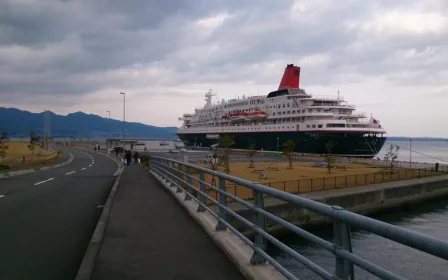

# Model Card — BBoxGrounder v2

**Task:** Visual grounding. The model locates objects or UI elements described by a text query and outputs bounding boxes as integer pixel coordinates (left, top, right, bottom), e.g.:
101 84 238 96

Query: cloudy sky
1 0 447 137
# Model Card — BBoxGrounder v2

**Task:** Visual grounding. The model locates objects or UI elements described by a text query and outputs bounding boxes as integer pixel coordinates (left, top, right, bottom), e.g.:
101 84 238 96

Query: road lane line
0 195 4 198
88 164 92 167
34 178 54 186
65 171 76 175
81 167 87 170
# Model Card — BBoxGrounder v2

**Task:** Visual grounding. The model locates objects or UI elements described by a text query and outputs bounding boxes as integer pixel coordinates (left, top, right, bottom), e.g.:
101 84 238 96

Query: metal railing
149 156 448 280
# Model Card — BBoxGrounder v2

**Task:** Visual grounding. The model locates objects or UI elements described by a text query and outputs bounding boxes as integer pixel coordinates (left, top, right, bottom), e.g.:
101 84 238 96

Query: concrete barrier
223 174 448 234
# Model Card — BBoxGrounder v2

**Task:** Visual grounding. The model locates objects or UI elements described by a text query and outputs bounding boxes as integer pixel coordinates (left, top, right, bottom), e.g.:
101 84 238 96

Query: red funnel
278 64 300 90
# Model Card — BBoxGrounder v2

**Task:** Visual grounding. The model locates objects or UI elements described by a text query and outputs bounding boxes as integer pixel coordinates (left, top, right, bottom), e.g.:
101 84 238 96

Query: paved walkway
92 164 245 280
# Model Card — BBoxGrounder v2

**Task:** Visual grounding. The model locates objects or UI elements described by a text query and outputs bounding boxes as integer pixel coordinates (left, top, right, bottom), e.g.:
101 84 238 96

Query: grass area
172 160 444 202
1 141 60 169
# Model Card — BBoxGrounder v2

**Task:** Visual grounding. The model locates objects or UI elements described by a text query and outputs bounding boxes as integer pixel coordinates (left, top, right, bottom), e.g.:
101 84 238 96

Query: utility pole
106 110 111 149
43 109 51 150
409 138 412 168
120 92 126 148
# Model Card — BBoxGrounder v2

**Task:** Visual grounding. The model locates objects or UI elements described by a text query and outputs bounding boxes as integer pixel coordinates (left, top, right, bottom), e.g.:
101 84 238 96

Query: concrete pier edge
0 151 74 179
74 150 124 280
150 170 287 280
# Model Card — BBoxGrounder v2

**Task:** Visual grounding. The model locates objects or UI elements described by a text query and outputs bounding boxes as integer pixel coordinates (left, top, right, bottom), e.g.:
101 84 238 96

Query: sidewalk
92 164 245 280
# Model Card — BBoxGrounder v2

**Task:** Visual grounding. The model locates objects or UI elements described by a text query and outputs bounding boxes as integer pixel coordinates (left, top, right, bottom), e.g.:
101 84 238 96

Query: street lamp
106 110 111 146
120 92 126 147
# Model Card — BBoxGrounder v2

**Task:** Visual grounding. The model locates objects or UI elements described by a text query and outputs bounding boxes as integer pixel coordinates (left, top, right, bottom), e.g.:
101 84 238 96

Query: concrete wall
221 174 448 234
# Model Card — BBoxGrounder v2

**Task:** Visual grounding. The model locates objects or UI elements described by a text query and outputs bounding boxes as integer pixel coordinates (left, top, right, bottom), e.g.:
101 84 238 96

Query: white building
106 138 184 152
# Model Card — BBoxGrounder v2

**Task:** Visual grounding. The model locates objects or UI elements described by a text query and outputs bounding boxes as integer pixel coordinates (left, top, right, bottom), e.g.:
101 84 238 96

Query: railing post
168 161 175 187
215 177 228 231
185 167 193 201
250 186 267 265
176 164 183 193
332 206 355 280
197 171 206 212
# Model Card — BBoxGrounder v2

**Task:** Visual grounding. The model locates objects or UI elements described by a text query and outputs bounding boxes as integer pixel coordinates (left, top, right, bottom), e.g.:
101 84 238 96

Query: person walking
125 150 132 166
133 151 140 164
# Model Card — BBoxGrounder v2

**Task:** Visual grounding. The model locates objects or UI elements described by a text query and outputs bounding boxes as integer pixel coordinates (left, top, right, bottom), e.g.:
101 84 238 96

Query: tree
282 140 296 169
0 131 10 163
28 132 38 157
324 141 336 174
219 135 234 174
246 143 257 168
383 144 399 172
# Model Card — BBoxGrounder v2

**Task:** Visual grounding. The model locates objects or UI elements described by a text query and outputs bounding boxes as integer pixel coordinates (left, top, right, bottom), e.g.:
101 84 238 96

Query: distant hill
0 107 178 140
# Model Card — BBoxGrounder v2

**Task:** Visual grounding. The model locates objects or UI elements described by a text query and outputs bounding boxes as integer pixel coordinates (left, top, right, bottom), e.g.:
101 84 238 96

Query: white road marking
97 205 104 208
0 195 4 198
81 167 87 171
34 178 54 186
88 164 92 167
65 171 76 175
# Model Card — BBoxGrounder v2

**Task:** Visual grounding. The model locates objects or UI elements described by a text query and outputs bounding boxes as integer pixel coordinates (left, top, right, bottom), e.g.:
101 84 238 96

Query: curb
0 151 74 179
150 170 286 280
74 149 124 280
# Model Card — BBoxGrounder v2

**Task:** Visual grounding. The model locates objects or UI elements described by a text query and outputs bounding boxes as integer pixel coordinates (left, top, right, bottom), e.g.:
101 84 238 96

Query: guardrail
149 156 448 280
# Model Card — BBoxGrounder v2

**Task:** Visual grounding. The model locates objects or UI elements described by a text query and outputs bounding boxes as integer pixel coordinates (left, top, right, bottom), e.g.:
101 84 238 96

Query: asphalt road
0 146 118 280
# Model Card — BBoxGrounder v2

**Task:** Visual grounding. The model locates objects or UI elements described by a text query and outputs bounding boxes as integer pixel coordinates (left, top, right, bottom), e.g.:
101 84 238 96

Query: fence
149 156 448 280
202 167 446 202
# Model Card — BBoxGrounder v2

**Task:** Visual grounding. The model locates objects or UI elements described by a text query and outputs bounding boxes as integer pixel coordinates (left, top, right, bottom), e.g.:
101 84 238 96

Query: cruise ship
177 64 387 157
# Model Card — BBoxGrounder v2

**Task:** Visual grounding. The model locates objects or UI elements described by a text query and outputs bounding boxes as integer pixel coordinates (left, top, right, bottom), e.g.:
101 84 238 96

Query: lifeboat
229 112 247 121
246 110 267 120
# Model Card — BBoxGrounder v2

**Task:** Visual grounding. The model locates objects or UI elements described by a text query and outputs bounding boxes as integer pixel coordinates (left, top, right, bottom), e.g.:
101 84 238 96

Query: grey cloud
1 0 447 106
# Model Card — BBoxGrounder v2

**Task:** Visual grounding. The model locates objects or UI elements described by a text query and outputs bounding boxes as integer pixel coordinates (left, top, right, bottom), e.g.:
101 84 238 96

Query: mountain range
1 107 447 141
0 107 178 139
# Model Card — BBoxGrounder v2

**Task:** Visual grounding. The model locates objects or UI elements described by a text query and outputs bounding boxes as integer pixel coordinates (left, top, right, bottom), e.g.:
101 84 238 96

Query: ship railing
149 156 448 280
307 95 345 101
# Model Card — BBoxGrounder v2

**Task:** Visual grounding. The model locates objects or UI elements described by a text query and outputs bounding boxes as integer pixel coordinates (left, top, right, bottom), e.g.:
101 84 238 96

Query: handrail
149 156 448 280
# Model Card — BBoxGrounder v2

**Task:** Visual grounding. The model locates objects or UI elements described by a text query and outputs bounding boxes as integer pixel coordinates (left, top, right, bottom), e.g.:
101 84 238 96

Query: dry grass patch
1 141 60 169
170 160 443 202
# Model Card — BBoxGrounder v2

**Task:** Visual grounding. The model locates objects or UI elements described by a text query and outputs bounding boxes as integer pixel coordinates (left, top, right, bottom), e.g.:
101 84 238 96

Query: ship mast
204 89 216 107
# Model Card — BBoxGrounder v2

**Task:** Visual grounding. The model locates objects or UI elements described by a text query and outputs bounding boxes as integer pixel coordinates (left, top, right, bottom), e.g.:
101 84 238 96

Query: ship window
312 125 316 128
283 104 285 108
292 110 296 113
287 103 290 107
287 111 290 114
273 113 275 116
318 124 323 128
307 125 310 128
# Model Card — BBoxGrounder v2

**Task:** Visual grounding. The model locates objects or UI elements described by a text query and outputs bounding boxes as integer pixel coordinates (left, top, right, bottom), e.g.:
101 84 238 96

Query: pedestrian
133 151 140 164
125 150 132 166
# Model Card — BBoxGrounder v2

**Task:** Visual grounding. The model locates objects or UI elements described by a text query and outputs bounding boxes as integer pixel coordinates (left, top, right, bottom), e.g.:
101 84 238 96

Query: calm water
271 140 448 279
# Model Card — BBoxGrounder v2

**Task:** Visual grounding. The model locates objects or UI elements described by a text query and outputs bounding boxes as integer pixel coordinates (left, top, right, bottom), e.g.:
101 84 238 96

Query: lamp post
106 110 111 148
120 92 126 147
